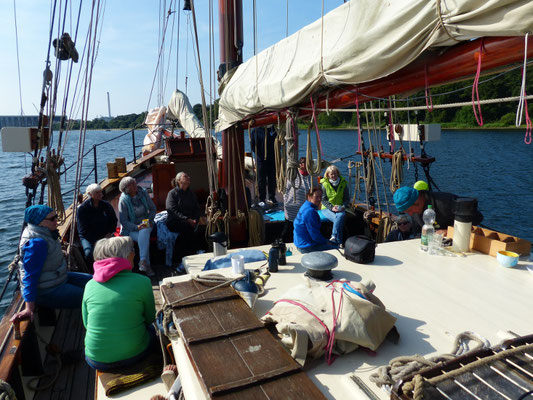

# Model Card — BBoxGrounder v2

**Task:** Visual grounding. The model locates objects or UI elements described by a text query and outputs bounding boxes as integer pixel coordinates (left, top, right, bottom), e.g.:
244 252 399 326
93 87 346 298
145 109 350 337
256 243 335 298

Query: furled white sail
216 0 533 131
167 89 222 157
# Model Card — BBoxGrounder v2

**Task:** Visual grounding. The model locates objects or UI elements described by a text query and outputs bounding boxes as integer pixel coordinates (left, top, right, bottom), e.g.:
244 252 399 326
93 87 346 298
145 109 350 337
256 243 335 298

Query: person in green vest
320 165 350 247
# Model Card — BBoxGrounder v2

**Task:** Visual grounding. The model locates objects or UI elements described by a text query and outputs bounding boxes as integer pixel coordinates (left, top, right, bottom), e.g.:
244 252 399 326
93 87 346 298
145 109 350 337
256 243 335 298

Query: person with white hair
385 214 415 242
82 236 156 371
166 172 201 258
77 183 118 263
118 177 157 276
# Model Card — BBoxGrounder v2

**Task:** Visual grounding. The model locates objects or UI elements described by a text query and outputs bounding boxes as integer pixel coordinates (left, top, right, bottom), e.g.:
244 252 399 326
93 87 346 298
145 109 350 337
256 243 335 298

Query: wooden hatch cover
161 279 326 399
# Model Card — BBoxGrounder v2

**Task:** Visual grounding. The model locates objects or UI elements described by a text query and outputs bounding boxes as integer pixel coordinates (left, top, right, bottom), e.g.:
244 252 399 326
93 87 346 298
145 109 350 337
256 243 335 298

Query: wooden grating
161 279 327 399
392 334 533 400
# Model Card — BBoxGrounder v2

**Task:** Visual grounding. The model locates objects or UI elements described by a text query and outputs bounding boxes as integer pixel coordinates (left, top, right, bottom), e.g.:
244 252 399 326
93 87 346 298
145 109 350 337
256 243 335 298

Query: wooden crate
446 225 531 257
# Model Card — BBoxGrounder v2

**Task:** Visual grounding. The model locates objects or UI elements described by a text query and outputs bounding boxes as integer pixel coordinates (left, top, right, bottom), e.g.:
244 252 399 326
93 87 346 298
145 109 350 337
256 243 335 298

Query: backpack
344 235 376 264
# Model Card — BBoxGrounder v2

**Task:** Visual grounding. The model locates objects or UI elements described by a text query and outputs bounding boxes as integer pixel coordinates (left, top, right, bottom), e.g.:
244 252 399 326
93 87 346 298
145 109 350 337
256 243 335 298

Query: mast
107 92 112 119
219 0 247 241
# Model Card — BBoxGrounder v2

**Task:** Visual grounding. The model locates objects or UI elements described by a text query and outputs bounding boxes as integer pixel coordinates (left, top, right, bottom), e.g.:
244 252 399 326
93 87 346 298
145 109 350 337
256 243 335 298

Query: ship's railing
60 126 144 197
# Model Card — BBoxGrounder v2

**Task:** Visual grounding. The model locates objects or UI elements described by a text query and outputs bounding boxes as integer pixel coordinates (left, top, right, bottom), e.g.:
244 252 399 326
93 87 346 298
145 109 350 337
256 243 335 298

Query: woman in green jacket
82 236 156 371
320 165 350 247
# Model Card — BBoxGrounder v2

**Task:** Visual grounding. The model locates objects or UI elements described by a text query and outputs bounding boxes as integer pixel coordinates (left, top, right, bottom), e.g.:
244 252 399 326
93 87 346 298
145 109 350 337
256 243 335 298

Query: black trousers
257 158 276 202
280 219 294 243
167 219 197 259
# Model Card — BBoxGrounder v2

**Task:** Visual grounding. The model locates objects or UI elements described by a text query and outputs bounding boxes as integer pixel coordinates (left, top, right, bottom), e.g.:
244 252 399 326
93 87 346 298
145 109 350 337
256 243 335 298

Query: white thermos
452 197 478 253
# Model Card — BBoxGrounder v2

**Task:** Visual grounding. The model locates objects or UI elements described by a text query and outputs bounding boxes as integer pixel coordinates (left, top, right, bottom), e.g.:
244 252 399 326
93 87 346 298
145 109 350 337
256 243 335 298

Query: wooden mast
219 0 247 241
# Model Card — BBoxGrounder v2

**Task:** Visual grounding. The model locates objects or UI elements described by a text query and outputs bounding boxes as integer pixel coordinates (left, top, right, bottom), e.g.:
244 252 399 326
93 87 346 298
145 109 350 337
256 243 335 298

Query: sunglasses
45 215 58 222
398 221 410 226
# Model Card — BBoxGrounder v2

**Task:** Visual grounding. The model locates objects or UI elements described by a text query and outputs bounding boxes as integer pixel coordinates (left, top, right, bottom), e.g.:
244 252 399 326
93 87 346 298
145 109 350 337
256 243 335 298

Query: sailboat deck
17 264 178 400
168 240 533 399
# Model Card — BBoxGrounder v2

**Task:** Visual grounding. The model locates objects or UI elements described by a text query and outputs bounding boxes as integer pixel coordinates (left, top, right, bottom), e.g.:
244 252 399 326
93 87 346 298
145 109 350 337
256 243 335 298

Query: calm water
0 128 532 312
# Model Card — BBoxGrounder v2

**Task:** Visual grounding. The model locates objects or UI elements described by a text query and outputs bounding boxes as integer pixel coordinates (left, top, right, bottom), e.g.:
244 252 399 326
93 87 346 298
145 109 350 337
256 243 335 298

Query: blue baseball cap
393 187 419 212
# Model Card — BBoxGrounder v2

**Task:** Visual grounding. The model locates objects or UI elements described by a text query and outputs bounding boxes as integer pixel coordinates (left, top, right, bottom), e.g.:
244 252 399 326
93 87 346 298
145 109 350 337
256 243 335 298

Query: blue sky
1 1 340 120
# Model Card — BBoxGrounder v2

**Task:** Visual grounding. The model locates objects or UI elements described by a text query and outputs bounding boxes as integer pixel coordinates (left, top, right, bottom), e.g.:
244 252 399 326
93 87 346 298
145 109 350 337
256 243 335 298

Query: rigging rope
274 117 287 194
389 150 404 194
12 0 24 116
471 39 484 126
190 0 218 194
516 33 532 145
306 96 323 176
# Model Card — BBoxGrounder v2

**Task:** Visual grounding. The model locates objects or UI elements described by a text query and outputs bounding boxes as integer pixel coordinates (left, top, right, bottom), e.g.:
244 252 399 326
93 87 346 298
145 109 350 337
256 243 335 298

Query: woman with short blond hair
320 165 349 247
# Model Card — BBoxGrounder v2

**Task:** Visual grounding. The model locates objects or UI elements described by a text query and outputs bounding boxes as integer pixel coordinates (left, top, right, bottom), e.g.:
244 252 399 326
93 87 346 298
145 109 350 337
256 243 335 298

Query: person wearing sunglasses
11 205 92 323
385 214 415 242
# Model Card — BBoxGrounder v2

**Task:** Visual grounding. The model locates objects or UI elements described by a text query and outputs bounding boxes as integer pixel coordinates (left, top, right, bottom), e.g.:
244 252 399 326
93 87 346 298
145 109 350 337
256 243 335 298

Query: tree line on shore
72 68 530 130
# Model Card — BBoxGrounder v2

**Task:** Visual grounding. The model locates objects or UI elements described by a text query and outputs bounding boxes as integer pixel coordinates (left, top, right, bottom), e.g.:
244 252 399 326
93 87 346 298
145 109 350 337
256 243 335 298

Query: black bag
344 235 376 264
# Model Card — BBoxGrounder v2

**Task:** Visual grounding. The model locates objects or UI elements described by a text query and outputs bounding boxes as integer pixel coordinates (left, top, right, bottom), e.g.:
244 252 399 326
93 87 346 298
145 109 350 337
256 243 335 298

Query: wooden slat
0 293 29 384
188 329 301 396
215 371 327 400
173 298 263 344
161 280 237 307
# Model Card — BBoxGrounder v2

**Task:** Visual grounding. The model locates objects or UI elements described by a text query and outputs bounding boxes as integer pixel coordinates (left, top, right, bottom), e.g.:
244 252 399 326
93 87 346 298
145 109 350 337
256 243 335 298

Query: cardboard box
446 226 531 257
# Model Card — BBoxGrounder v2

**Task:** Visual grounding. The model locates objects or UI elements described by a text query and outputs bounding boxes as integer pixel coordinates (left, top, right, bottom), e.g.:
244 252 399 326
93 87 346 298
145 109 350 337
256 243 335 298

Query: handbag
343 235 376 264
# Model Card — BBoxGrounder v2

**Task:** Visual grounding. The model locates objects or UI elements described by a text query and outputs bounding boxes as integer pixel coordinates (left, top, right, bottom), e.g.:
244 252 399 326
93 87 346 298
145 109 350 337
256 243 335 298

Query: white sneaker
329 236 337 242
139 261 155 277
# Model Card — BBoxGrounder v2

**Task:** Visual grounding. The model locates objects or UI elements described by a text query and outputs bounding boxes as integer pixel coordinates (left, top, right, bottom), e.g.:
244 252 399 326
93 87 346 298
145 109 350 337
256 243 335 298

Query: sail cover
216 0 533 131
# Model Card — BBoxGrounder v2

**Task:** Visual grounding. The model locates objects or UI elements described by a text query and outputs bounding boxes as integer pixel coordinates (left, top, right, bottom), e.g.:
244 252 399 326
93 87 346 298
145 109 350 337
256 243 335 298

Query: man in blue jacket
293 188 338 254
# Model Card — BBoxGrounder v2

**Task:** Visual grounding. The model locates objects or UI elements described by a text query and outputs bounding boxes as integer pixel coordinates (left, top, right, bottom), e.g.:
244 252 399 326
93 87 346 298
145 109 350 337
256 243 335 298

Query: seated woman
293 188 338 254
77 183 118 263
281 157 315 243
385 214 416 242
11 205 92 322
118 177 156 276
320 165 349 247
166 172 202 257
82 236 156 371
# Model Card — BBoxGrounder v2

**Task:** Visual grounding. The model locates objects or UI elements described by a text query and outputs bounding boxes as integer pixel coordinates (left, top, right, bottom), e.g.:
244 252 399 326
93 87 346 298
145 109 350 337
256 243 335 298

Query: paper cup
231 254 245 274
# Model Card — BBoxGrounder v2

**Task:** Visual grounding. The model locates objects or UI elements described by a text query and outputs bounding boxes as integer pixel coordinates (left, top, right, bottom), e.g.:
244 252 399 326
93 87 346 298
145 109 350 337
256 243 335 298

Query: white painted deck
163 240 533 400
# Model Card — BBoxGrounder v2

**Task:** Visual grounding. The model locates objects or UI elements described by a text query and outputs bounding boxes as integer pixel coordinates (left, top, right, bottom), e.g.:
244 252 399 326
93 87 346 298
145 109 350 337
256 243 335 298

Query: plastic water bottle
421 205 436 252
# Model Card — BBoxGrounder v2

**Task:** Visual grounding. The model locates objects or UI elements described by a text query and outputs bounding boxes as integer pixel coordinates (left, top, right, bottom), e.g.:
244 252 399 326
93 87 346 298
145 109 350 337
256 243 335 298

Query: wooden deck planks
34 308 94 400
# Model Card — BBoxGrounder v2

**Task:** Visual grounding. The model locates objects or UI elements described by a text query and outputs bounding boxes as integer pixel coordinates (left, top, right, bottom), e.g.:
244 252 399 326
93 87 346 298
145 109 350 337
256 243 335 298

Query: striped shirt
283 173 315 221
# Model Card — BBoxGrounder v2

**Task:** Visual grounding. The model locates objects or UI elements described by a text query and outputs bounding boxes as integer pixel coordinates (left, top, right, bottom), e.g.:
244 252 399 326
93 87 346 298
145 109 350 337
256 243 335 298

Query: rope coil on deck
369 331 491 394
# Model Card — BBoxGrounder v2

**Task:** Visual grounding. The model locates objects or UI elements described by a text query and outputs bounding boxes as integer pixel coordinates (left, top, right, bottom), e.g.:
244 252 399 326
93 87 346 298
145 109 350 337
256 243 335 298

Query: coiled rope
248 209 264 247
389 149 404 194
274 119 287 194
369 331 490 393
0 379 16 400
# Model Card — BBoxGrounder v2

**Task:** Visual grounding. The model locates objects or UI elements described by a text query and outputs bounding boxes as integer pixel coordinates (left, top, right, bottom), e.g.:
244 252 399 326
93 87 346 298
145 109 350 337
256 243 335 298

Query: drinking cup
231 254 245 274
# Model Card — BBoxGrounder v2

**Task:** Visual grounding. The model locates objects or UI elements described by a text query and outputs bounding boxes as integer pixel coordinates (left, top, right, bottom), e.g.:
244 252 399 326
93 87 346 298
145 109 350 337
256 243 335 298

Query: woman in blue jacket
293 188 337 254
11 205 92 322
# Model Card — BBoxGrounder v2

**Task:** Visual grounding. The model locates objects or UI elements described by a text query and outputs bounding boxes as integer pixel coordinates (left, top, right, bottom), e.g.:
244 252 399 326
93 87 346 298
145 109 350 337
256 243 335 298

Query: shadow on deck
32 264 178 400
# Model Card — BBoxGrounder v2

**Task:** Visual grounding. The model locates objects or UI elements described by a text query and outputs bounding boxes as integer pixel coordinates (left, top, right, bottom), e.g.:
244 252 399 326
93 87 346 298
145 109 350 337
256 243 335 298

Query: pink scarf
93 257 132 283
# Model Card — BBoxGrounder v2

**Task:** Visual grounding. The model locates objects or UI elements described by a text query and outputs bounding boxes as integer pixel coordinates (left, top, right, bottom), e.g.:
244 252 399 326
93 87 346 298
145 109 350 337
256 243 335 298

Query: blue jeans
321 208 346 243
298 242 338 254
85 325 156 371
36 272 92 309
128 226 152 264
80 237 94 260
